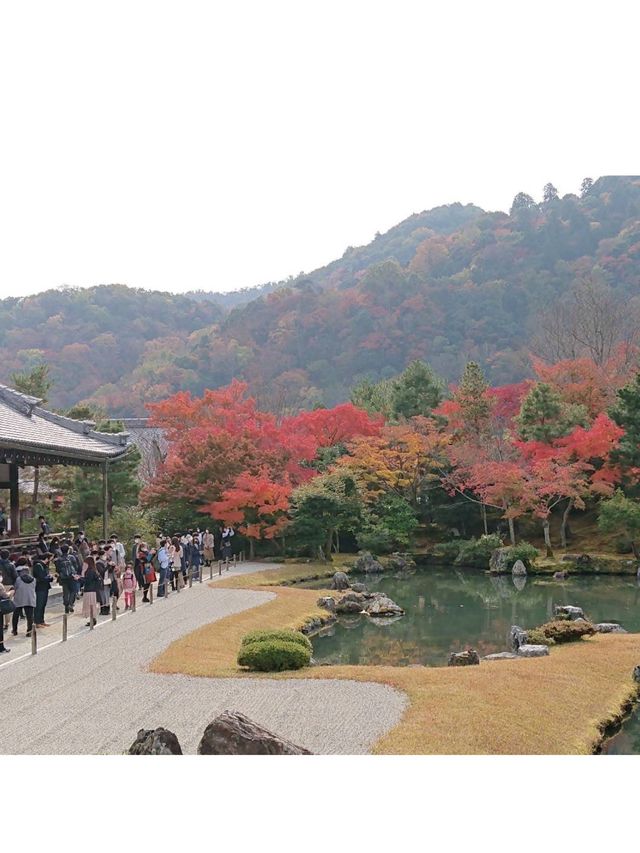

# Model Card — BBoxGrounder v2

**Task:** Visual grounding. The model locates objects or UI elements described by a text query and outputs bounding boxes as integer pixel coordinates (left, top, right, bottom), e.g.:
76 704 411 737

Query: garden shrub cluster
237 629 312 672
502 541 539 569
525 628 555 646
454 535 503 568
530 619 596 644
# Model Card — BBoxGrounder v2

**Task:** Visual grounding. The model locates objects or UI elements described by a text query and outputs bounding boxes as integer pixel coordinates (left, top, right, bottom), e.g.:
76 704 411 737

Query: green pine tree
390 360 444 419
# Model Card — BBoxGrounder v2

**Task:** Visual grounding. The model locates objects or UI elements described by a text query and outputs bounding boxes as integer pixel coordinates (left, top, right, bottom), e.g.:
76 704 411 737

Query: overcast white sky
0 0 637 299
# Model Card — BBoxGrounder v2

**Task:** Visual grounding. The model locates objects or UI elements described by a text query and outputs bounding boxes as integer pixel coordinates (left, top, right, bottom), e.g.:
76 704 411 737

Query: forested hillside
1 176 639 415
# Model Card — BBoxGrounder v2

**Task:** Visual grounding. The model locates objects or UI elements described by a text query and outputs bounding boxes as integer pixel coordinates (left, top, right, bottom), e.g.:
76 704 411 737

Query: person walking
35 532 49 556
190 541 201 580
110 534 126 569
169 537 183 590
55 545 79 614
141 548 156 602
221 525 235 561
0 582 14 654
12 560 36 637
0 549 17 633
156 539 170 597
33 553 53 628
122 564 137 610
38 515 50 536
82 557 101 627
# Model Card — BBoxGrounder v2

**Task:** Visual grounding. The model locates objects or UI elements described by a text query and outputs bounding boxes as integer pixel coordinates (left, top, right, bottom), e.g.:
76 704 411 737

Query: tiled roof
0 384 131 463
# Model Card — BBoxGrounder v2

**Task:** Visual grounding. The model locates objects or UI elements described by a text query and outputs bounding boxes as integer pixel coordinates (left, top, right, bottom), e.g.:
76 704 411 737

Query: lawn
150 563 640 754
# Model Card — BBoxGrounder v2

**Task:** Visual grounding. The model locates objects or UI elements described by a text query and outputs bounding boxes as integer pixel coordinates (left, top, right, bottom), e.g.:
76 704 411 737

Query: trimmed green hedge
240 629 312 652
237 639 311 672
533 619 595 643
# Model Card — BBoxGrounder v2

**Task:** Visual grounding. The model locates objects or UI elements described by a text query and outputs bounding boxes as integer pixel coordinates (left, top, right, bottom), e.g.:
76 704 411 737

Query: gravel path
0 563 406 754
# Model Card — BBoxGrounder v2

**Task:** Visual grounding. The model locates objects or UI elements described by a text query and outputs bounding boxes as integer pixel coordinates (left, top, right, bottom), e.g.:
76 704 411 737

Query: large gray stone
516 644 550 658
633 666 640 683
335 592 367 614
198 711 311 755
365 595 405 617
510 625 528 650
555 605 585 620
330 571 350 591
127 727 183 755
316 596 336 612
489 547 511 573
482 652 520 661
350 582 368 593
594 622 627 634
511 559 527 576
448 649 480 666
354 552 385 574
385 553 417 573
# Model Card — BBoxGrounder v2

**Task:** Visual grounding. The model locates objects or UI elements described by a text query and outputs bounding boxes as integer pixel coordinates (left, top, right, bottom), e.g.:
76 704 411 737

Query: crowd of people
0 523 236 656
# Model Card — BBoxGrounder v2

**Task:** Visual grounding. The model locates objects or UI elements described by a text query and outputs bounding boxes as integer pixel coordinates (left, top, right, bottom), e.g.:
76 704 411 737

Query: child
122 563 137 610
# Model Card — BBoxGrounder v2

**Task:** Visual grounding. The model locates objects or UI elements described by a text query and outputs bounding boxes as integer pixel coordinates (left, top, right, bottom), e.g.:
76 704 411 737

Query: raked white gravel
0 563 407 754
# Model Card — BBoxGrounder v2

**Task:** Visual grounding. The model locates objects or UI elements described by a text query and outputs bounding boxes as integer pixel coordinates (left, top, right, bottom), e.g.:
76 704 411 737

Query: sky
0 0 638 300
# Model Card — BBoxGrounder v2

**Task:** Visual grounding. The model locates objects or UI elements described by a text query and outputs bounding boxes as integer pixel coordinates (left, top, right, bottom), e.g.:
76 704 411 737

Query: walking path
0 562 406 754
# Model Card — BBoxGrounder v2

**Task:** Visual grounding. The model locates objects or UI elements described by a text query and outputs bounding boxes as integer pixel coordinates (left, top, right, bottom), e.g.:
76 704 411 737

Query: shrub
240 629 312 652
534 619 595 643
432 541 463 562
525 628 555 646
237 639 311 672
454 534 503 568
614 536 633 554
503 541 539 569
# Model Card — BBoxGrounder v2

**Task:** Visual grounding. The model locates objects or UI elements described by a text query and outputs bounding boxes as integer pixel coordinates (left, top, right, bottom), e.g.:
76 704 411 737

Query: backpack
57 557 75 580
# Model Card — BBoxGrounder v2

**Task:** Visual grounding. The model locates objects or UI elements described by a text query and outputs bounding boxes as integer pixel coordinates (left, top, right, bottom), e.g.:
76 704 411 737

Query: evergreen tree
610 369 640 481
580 177 594 197
11 361 53 504
543 182 559 203
390 360 444 419
516 382 588 443
454 361 491 437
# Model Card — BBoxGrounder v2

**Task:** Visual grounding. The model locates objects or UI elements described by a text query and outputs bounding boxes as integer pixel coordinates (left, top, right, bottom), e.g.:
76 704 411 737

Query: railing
0 528 79 550
21 551 246 657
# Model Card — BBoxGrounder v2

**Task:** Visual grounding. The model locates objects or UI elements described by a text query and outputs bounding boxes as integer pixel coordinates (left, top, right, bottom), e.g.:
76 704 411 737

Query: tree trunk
32 466 40 506
542 518 553 557
481 503 488 536
325 529 334 561
507 517 516 545
249 539 255 560
630 539 639 560
334 529 340 554
560 498 573 549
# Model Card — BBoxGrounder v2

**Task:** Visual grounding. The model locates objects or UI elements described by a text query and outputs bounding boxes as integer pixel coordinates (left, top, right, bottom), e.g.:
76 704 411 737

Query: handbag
0 597 15 615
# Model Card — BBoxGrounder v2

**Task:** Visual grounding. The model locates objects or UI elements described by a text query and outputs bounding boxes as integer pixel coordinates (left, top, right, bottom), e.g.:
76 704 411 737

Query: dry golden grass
151 565 640 754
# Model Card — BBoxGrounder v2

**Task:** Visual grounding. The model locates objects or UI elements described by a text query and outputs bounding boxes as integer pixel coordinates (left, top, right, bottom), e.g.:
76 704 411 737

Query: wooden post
199 565 203 583
209 562 213 580
89 605 95 629
149 582 153 604
188 568 193 588
111 597 117 620
132 590 137 612
62 613 68 641
31 625 37 655
9 462 20 538
102 463 108 541
218 561 222 576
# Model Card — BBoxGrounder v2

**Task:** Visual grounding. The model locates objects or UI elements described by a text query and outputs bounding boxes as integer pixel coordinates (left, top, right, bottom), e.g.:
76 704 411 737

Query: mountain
1 176 639 415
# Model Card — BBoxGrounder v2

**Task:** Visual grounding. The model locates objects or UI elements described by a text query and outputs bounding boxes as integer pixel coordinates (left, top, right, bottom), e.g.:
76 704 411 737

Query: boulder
512 575 527 592
511 559 527 576
482 652 520 661
554 605 585 620
335 592 367 614
509 625 528 651
489 547 511 573
330 571 350 591
316 596 336 612
633 666 640 684
365 595 405 617
516 644 550 657
127 727 183 755
553 571 568 580
448 649 480 666
197 711 311 755
350 582 368 593
385 553 417 573
594 622 627 634
354 552 385 574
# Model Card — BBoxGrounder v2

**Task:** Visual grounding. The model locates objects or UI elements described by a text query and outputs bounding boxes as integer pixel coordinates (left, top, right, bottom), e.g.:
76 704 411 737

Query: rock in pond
335 592 367 614
365 595 405 617
198 711 311 755
553 571 568 580
330 571 350 591
512 559 527 576
517 644 550 658
354 552 385 574
384 553 417 573
554 605 585 620
448 649 480 666
489 547 511 573
127 727 183 755
316 596 336 612
350 582 368 593
483 652 520 661
594 622 627 634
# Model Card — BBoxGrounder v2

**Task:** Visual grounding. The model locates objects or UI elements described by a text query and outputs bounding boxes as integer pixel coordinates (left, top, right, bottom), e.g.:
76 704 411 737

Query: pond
303 568 640 668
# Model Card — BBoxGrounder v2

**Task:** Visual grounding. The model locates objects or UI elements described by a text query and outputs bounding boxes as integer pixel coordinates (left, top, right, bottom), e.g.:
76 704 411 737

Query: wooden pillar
102 462 108 540
9 463 19 538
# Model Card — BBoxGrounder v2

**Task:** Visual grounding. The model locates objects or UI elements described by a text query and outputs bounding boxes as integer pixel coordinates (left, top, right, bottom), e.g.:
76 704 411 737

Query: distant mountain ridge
1 177 639 415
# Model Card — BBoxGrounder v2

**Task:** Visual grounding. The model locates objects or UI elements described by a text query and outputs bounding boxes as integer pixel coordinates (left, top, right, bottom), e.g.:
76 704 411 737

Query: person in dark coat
82 558 101 627
0 582 12 654
0 549 17 633
33 553 54 628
